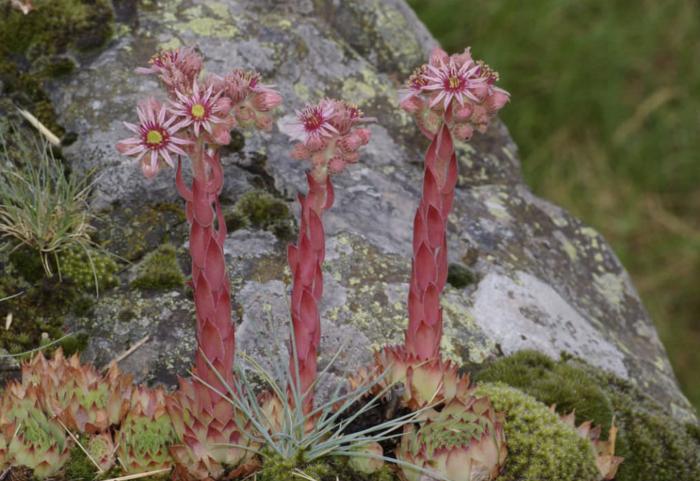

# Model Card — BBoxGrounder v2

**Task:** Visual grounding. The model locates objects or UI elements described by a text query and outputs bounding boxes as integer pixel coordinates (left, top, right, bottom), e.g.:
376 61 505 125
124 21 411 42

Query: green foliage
474 350 614 432
474 382 599 481
0 125 96 278
226 190 295 240
131 244 185 291
408 0 700 411
475 351 700 481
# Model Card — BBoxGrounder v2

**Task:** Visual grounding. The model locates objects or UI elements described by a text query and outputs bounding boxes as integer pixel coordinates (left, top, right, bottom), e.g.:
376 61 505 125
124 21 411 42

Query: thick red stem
287 171 334 413
406 123 457 360
177 146 235 400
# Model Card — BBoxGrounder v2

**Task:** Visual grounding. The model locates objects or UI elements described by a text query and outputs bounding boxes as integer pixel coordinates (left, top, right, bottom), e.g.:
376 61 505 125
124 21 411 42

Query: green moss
581 367 700 481
63 445 98 481
474 350 614 432
225 190 295 240
446 263 477 289
475 350 700 481
8 245 46 283
474 382 599 481
258 454 395 481
58 247 119 293
0 272 92 356
131 244 185 291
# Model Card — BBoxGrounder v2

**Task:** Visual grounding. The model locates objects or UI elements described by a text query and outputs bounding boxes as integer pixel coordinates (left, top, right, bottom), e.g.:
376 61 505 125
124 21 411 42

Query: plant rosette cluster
399 47 509 141
397 397 507 481
0 382 70 479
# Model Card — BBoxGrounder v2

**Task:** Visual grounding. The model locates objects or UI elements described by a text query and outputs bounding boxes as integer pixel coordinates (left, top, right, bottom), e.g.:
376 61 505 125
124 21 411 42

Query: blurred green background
408 0 700 410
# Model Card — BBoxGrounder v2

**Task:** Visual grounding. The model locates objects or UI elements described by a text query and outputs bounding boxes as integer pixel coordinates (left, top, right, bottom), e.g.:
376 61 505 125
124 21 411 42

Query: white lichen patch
471 271 628 378
593 272 627 309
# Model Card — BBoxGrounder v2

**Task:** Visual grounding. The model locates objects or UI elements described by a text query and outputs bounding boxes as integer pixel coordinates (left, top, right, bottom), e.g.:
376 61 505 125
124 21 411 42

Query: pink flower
170 80 231 138
116 98 190 178
423 59 484 110
281 98 371 178
280 102 338 146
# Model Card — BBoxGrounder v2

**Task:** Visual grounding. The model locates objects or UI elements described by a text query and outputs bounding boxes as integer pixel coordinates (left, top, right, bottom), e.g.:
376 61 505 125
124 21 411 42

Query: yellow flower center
146 130 163 145
191 103 206 119
448 76 462 90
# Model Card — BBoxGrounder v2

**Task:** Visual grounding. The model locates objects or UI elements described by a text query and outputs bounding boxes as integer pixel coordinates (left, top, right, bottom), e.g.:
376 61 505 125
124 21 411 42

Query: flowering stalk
117 47 281 479
400 48 509 360
280 99 371 412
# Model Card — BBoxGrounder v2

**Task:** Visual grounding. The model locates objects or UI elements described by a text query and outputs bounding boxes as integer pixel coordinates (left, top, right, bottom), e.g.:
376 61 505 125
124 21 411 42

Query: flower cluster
399 47 510 140
118 47 281 178
280 99 371 180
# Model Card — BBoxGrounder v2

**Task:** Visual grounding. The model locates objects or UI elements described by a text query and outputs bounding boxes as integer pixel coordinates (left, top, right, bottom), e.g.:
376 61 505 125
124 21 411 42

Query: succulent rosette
369 346 472 410
22 350 132 434
117 386 176 475
86 431 118 473
397 397 507 481
0 382 71 479
557 410 623 480
166 378 258 480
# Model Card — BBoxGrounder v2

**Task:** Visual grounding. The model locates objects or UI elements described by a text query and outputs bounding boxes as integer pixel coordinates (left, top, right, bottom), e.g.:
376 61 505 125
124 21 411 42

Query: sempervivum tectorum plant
85 431 118 473
557 410 623 480
23 350 132 434
167 377 259 480
399 47 509 361
279 98 371 413
397 397 507 481
117 386 176 475
0 382 71 479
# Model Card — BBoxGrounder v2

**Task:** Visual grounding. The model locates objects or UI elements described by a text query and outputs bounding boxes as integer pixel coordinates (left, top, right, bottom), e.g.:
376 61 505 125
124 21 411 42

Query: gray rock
53 0 695 420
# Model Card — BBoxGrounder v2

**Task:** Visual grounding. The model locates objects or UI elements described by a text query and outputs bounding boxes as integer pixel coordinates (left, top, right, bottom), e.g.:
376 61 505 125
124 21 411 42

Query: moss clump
476 350 700 481
63 444 98 481
0 272 92 356
225 190 295 240
581 367 700 481
8 245 46 284
58 247 119 292
131 244 185 291
474 350 614 432
474 382 599 481
446 263 477 288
